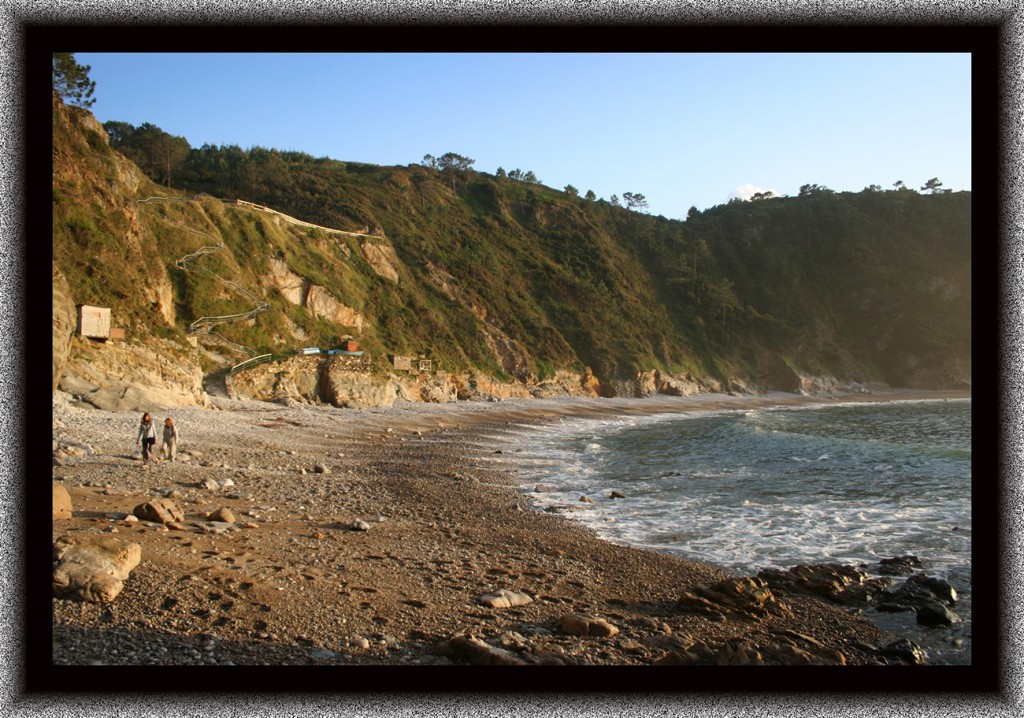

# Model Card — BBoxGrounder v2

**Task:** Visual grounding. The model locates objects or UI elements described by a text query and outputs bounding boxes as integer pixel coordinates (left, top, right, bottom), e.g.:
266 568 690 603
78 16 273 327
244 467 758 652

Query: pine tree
52 53 96 108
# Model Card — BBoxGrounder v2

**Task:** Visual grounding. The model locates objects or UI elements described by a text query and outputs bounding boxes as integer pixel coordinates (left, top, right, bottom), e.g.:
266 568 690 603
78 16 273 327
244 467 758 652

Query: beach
50 388 969 671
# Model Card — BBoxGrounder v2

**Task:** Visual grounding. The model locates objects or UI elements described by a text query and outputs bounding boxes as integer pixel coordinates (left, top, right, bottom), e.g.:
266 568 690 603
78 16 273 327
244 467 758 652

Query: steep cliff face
52 93 210 409
52 264 77 393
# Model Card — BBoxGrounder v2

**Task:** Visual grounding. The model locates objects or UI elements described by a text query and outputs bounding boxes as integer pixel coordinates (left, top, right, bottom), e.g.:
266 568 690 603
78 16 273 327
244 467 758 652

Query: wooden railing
229 353 273 375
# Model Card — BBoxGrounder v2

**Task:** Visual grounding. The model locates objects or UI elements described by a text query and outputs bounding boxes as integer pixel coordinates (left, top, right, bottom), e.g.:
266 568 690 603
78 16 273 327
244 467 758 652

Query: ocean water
508 398 972 664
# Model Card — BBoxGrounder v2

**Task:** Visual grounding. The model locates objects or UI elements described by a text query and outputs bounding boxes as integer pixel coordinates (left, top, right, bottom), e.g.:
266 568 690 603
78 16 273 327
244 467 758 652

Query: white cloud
729 183 778 201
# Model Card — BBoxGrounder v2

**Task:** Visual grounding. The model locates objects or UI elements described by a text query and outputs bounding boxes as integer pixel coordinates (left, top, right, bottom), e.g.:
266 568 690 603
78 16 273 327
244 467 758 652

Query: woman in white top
136 413 157 465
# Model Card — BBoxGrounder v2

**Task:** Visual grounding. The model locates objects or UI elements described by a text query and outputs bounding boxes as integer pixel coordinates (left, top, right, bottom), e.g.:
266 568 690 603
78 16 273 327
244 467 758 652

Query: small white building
77 305 111 339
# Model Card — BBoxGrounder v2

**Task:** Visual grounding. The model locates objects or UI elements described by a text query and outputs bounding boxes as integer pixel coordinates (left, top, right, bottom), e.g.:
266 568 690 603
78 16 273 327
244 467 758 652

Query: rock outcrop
321 369 400 410
360 240 400 283
52 264 77 394
266 259 365 332
59 336 209 411
675 576 793 622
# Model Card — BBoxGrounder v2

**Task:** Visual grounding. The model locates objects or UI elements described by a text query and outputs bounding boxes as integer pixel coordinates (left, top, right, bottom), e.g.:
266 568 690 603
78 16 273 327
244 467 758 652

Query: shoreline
50 388 970 672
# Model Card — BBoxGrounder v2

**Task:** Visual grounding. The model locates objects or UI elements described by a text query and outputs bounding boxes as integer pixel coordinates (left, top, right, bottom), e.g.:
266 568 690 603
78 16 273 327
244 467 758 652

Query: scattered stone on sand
207 508 236 523
445 635 529 666
478 589 533 609
50 389 959 667
557 613 620 638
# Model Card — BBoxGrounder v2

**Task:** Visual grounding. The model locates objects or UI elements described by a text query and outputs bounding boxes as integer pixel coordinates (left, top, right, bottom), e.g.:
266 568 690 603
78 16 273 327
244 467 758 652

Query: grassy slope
54 97 972 390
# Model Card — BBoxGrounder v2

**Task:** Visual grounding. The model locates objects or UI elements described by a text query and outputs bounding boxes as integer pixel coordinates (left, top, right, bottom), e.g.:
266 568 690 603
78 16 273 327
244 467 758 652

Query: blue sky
75 52 971 220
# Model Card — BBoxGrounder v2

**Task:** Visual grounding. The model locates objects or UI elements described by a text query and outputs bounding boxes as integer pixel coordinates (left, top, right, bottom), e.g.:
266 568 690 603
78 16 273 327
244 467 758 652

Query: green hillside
52 92 971 394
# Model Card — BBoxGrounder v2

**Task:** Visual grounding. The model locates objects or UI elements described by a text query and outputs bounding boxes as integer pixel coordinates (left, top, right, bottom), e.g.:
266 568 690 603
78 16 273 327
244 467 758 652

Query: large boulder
52 534 142 603
874 572 959 613
52 482 72 520
133 498 184 524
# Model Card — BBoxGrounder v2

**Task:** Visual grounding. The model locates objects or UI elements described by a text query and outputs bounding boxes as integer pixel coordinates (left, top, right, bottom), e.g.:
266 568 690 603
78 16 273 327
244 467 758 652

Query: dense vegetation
53 96 971 391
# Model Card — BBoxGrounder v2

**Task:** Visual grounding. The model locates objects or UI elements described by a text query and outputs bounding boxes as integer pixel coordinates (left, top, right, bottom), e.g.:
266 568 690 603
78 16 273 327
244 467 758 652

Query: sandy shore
48 388 969 679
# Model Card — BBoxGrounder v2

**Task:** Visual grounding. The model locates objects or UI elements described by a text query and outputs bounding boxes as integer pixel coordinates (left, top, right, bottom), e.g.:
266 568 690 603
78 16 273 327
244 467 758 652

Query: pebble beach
48 388 970 679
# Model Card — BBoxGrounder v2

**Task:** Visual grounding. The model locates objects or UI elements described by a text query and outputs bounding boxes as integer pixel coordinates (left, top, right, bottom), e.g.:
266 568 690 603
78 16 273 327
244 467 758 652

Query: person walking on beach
161 417 179 462
136 412 158 466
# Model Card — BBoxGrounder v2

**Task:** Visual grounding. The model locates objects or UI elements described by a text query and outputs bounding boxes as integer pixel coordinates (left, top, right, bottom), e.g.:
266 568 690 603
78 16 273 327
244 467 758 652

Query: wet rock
133 498 184 524
874 572 958 612
608 491 626 499
675 576 792 622
557 613 619 638
757 563 890 607
905 574 958 605
478 589 533 609
916 601 961 626
53 481 72 520
878 637 927 665
53 534 142 603
579 496 595 504
874 555 925 576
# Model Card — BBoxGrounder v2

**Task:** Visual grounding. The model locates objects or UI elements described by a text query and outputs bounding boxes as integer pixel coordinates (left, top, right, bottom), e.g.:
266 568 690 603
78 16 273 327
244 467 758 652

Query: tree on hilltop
623 192 649 212
104 121 191 187
436 152 475 172
53 53 96 108
798 183 834 197
921 177 950 194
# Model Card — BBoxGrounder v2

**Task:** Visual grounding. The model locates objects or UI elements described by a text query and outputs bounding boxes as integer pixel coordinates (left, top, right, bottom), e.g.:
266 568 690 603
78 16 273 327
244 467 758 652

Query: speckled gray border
5 1 1020 715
